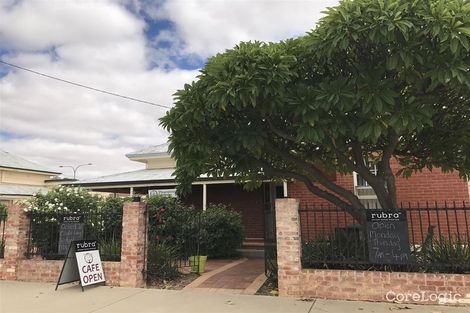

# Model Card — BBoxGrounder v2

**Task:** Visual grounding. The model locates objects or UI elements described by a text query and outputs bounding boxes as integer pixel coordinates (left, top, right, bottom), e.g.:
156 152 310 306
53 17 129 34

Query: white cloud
157 0 339 57
0 0 143 51
0 0 339 179
0 0 198 178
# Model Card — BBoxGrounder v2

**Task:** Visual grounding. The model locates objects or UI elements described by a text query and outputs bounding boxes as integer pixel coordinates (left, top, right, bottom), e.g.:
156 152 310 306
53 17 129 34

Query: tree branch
263 141 365 209
258 161 366 224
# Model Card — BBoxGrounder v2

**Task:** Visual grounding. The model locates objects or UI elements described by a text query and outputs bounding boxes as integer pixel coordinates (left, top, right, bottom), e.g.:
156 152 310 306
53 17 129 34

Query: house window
354 162 381 209
355 163 378 187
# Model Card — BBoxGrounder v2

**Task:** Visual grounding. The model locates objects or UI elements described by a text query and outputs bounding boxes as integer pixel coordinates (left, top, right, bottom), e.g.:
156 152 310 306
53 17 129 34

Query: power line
0 60 171 109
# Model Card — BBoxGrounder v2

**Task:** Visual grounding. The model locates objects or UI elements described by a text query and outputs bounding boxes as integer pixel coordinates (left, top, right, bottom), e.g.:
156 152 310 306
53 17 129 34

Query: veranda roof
0 184 49 197
74 168 176 187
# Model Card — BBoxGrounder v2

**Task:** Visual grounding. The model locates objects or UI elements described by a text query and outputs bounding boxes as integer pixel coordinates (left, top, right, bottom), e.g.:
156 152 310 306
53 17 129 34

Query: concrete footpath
0 281 468 313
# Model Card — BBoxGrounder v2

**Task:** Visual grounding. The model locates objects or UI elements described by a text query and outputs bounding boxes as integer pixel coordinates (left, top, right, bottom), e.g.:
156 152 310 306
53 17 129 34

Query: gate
263 183 277 279
145 203 202 283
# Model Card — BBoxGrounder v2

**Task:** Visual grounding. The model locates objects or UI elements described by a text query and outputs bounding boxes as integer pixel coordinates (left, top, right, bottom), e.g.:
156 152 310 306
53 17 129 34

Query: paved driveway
0 281 468 313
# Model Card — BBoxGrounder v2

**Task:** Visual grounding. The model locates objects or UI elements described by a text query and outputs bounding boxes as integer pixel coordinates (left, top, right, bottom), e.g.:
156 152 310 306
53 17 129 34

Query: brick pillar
2 204 29 280
119 201 146 288
275 198 301 297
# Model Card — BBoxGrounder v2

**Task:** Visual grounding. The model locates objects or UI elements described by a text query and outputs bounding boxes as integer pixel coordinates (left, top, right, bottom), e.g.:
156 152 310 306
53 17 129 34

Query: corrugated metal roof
74 168 176 185
0 150 60 174
0 184 50 196
126 142 170 158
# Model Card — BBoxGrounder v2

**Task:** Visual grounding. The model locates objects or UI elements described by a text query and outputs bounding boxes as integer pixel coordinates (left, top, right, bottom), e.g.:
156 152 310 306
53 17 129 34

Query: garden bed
256 277 278 296
147 273 199 290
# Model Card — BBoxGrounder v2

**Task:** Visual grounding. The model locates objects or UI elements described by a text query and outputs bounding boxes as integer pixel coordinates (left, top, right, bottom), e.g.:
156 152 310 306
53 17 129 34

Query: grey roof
126 143 170 158
0 150 60 174
0 184 50 197
73 168 176 186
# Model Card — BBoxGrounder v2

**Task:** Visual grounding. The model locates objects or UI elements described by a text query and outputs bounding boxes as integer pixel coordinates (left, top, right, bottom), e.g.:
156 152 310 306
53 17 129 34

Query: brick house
74 143 470 247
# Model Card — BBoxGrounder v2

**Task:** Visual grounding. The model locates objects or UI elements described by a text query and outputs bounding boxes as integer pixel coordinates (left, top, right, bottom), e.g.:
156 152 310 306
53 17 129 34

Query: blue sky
0 0 339 178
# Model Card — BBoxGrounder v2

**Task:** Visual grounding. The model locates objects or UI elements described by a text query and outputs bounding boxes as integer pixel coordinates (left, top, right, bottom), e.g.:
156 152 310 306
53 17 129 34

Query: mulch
147 273 200 290
255 277 278 296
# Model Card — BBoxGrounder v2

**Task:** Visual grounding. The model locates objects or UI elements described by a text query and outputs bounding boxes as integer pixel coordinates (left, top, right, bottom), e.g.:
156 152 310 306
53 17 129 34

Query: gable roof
0 150 60 174
126 142 170 158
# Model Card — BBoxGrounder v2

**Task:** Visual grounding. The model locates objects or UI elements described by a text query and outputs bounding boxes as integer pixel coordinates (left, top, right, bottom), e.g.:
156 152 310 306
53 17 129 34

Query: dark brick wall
182 184 265 239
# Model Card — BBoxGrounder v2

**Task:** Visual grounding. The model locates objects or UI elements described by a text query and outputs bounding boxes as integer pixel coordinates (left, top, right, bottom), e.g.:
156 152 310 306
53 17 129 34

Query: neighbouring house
72 143 470 249
0 150 61 206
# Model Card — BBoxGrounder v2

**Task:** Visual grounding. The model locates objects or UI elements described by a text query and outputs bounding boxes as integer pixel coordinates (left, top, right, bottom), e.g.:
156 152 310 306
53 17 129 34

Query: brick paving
198 258 264 290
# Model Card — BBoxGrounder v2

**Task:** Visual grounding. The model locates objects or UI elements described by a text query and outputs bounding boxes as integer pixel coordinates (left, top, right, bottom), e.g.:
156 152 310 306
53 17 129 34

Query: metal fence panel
0 212 7 258
26 211 122 261
299 201 470 273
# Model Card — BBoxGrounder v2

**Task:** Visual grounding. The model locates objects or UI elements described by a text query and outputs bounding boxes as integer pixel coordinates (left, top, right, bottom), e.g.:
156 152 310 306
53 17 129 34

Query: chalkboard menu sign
58 214 84 255
366 210 411 264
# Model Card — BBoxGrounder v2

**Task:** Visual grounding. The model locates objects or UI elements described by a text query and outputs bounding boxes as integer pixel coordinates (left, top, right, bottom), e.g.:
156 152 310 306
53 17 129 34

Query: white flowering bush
26 186 126 260
26 186 99 214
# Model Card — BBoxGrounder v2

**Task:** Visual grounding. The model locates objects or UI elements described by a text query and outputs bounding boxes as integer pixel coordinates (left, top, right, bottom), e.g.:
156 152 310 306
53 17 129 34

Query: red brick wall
206 184 264 239
299 269 470 305
1 202 144 288
393 166 470 207
15 259 121 286
288 174 355 208
288 164 470 207
276 198 470 305
290 166 470 243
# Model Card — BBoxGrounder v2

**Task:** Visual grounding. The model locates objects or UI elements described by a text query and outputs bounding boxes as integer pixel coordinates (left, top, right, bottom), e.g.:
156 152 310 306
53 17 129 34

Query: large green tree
161 0 470 224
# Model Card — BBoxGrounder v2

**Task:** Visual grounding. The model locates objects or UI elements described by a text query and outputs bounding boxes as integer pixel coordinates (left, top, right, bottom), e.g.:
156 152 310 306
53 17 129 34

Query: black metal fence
299 201 470 273
26 211 122 261
146 207 203 282
264 200 277 279
0 211 7 258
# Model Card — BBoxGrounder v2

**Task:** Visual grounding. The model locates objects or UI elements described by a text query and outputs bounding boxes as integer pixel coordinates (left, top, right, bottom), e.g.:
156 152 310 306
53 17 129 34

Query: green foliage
99 239 121 262
302 234 470 274
26 186 102 214
0 238 4 259
147 195 197 256
416 237 470 273
146 196 244 259
26 186 126 260
161 0 470 211
0 202 7 220
301 233 366 269
200 204 244 258
147 243 181 280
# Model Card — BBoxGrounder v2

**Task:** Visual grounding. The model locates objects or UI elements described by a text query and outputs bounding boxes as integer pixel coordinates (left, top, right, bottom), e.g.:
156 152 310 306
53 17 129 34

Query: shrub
0 202 6 258
99 239 121 262
0 238 4 258
147 243 181 280
146 196 244 260
0 202 7 220
25 186 125 259
302 232 366 269
147 195 197 256
417 237 470 273
200 204 244 258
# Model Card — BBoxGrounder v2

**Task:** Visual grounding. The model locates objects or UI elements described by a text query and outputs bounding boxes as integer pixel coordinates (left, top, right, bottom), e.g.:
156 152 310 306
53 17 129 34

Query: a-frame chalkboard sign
55 240 105 291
